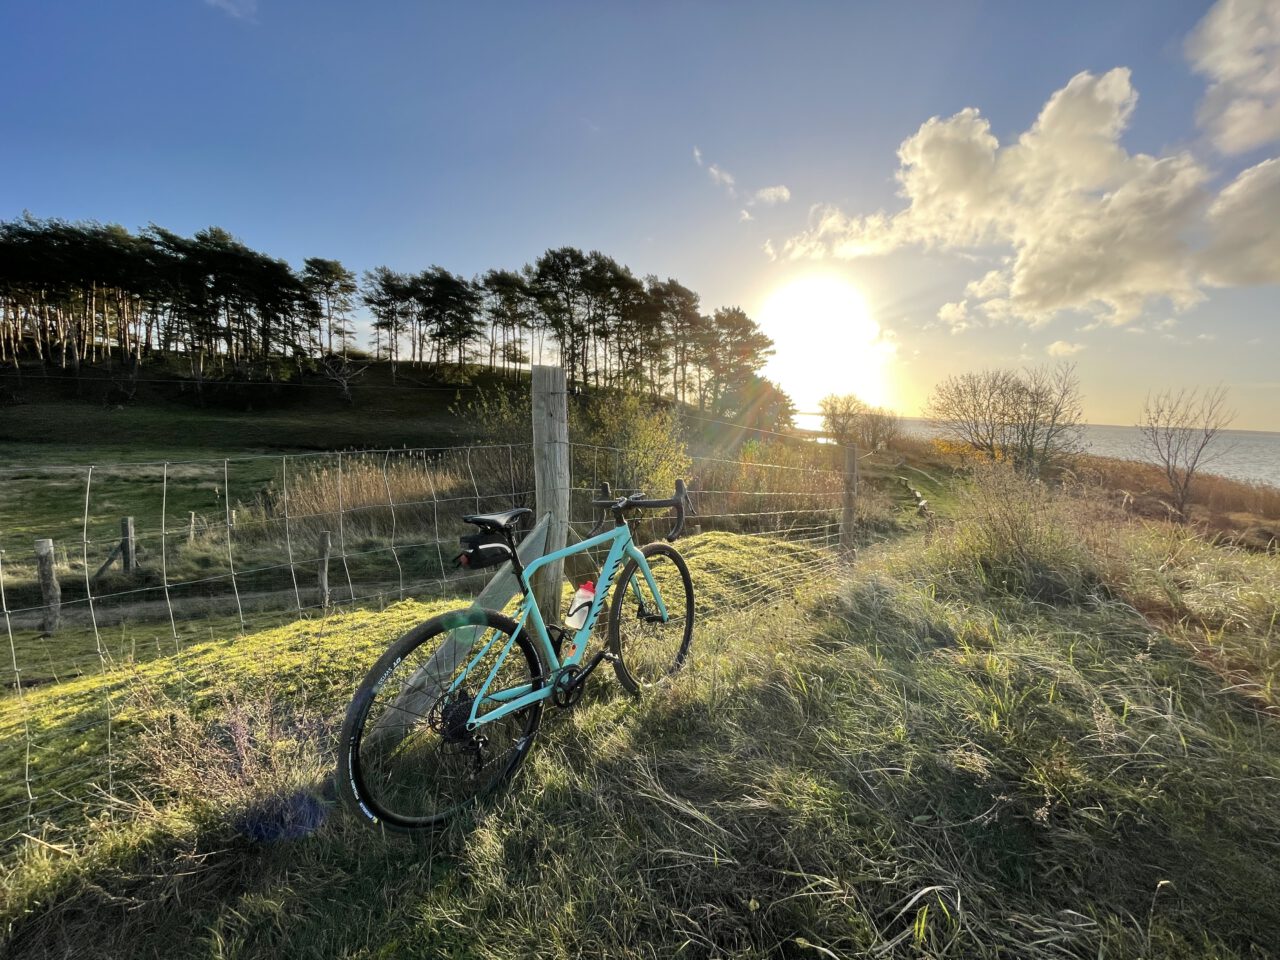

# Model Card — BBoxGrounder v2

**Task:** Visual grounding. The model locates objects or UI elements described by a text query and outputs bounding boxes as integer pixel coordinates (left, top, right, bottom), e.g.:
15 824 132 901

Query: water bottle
565 581 595 630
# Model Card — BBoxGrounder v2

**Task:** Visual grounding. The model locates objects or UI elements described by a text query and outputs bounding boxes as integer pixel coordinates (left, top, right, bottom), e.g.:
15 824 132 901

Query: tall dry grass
1073 453 1280 521
912 461 1109 605
242 446 535 546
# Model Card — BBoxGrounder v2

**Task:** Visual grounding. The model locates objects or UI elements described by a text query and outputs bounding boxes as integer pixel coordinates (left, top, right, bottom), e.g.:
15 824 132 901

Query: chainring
551 665 585 708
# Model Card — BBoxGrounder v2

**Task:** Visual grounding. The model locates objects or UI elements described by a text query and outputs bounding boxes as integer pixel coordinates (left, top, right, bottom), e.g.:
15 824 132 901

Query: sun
758 274 895 414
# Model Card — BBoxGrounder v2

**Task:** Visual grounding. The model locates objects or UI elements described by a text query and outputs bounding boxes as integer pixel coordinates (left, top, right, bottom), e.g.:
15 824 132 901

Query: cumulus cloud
1187 0 1280 154
1047 340 1085 356
937 300 973 334
784 68 1224 326
205 0 257 19
1201 157 1280 284
693 146 703 166
753 185 792 205
739 209 754 222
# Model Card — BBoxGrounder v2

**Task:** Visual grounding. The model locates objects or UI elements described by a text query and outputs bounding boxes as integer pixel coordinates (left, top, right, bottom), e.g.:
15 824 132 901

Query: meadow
1 472 1277 957
3 376 1280 957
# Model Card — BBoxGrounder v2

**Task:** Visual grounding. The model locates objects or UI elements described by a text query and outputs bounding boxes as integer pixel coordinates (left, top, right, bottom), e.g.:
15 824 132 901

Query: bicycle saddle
461 507 532 532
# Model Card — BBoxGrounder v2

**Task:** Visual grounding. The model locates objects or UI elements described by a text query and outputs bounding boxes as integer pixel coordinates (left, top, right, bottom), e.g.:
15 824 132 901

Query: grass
3 508 1279 958
1071 453 1280 551
0 360 504 617
0 443 533 644
0 532 837 844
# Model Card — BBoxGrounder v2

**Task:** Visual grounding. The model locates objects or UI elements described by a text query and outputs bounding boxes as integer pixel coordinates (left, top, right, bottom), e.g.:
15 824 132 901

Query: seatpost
504 528 530 595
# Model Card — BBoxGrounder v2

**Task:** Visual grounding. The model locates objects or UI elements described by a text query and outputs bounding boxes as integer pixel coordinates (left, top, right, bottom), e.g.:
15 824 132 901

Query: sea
911 420 1280 487
794 414 1280 487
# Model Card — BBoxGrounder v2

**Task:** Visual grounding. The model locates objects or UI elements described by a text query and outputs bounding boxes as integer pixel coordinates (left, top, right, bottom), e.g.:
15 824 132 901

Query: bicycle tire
338 607 545 831
607 542 695 694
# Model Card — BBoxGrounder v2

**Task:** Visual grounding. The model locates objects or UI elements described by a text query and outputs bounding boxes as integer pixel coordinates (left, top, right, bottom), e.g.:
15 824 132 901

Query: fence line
0 402 869 846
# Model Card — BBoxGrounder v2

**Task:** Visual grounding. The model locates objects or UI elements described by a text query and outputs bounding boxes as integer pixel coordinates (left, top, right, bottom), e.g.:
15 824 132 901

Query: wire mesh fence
0 443 540 840
0 434 859 847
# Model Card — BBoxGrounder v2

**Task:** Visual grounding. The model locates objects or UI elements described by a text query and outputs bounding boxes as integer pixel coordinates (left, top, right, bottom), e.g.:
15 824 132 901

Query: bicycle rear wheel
608 542 694 694
338 608 545 830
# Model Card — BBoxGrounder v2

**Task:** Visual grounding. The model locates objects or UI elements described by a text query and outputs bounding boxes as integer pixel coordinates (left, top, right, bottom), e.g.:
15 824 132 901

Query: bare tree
926 363 1084 473
819 393 866 447
321 355 369 406
1011 363 1086 473
858 406 902 450
1137 385 1235 519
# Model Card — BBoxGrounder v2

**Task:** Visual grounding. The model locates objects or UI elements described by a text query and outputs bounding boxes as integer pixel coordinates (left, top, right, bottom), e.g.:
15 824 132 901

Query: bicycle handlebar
586 478 690 541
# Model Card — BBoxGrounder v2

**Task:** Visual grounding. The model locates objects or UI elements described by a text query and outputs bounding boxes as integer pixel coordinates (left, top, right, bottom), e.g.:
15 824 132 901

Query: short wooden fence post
318 530 332 608
839 445 859 551
121 517 137 572
34 538 61 635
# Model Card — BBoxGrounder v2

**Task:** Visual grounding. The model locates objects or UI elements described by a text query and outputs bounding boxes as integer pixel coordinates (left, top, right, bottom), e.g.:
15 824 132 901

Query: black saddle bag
456 531 512 569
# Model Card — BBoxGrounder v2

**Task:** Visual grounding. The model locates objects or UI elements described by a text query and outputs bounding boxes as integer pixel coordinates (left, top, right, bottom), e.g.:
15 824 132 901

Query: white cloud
205 0 257 19
1201 157 1280 284
1187 0 1280 154
1047 340 1085 356
762 239 777 260
707 163 736 192
784 68 1230 326
937 300 973 334
693 148 791 212
964 269 1010 300
753 185 792 205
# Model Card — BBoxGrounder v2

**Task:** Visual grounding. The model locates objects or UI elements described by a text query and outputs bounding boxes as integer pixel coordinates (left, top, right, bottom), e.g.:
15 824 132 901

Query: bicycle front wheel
338 608 545 831
608 542 694 694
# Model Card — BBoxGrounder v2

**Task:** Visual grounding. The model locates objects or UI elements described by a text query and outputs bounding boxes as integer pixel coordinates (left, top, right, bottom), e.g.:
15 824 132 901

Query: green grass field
4 370 1279 957
2 496 1279 958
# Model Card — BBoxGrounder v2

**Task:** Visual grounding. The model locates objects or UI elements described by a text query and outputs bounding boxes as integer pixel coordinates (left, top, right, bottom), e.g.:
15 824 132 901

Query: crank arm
566 649 618 692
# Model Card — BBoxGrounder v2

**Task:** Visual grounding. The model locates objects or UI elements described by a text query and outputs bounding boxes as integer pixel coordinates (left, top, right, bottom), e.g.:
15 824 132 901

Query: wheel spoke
344 612 544 827
610 545 694 694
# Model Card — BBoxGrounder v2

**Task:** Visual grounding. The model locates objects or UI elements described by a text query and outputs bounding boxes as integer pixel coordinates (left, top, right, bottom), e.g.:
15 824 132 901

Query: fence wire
565 441 850 616
0 443 540 843
0 436 861 848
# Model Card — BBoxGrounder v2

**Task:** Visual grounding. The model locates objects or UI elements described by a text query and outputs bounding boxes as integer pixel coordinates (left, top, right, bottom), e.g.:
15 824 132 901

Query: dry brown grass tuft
1073 454 1280 529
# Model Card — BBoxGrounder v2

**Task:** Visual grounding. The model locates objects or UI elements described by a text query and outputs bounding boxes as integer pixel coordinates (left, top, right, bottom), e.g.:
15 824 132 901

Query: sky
3 0 1278 429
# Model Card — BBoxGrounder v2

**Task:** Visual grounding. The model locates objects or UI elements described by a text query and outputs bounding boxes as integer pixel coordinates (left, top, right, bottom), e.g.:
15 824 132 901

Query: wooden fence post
531 365 569 622
187 511 197 545
34 538 60 635
318 531 332 608
121 516 136 572
840 445 859 551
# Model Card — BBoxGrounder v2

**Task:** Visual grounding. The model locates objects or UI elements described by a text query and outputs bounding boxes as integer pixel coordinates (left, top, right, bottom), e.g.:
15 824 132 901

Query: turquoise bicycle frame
450 520 671 731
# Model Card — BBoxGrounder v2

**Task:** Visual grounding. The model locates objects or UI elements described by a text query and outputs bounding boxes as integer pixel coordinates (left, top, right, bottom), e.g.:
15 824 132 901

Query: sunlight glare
759 275 896 417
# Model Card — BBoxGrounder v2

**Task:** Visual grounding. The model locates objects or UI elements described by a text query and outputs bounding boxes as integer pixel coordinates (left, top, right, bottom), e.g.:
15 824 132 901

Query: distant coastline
793 414 1280 487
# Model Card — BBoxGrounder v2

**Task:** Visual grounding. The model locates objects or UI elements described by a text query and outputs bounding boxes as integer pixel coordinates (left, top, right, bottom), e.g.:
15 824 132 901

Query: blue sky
4 0 1278 428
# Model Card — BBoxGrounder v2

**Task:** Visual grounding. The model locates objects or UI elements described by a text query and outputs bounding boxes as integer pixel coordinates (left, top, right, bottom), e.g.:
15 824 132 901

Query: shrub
920 462 1106 604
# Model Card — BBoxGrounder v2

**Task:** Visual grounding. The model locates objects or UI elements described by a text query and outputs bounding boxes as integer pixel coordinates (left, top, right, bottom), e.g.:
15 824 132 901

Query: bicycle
337 480 695 831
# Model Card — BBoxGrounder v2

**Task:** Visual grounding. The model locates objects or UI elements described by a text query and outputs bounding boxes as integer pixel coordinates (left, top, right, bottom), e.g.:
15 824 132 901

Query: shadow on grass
4 790 465 960
7 577 1280 958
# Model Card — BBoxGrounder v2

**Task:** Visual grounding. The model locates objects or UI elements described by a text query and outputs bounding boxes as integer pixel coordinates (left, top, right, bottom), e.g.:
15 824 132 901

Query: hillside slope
3 525 1279 958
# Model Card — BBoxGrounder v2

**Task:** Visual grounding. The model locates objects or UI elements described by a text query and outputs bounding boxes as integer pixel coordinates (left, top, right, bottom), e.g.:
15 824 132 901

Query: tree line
0 216 787 421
